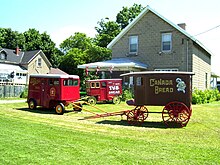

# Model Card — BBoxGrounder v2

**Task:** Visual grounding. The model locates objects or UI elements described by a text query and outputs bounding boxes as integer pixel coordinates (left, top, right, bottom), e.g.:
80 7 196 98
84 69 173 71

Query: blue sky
1 0 220 75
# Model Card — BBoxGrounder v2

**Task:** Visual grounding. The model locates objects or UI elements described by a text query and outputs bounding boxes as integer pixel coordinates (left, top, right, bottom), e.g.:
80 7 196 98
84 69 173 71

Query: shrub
192 88 220 104
122 88 133 101
20 86 28 98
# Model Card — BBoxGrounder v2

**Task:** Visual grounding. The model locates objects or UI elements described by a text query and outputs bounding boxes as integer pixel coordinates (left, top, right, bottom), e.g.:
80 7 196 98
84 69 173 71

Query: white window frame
129 35 138 54
161 33 172 52
37 58 42 67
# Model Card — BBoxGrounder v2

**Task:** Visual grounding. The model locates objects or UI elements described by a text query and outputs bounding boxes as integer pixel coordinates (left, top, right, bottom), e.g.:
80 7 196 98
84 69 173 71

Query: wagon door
134 76 146 105
40 79 47 107
100 81 107 100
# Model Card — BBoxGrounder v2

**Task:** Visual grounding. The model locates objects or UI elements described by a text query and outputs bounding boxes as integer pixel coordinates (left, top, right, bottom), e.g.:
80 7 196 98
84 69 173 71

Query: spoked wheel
127 106 148 125
112 96 121 105
55 103 65 115
88 96 97 105
162 102 191 127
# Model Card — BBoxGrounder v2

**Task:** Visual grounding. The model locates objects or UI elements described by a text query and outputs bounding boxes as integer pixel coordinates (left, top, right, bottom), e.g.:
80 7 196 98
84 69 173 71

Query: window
129 36 138 54
162 33 172 52
136 77 143 86
90 82 100 88
37 58 42 67
101 82 106 87
49 79 60 86
0 52 6 60
63 79 78 86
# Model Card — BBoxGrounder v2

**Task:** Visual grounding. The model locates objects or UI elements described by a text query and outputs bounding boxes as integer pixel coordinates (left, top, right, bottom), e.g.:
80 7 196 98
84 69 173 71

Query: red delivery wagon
85 79 122 105
27 74 82 114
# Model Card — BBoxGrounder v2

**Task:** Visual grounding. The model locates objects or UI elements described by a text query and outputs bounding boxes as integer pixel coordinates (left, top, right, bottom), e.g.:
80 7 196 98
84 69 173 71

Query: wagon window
96 82 100 88
63 79 78 86
101 82 106 87
49 79 59 86
136 77 143 86
91 82 96 88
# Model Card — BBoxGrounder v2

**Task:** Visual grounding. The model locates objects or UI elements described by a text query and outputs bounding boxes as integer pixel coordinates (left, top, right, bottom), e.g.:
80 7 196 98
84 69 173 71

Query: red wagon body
27 74 81 114
85 79 122 105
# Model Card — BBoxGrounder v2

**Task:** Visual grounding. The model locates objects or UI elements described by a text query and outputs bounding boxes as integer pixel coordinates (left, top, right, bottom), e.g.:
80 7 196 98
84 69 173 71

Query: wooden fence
0 85 26 98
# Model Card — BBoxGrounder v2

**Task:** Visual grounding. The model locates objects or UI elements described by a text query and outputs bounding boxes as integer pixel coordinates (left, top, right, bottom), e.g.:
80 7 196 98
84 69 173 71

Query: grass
0 101 219 164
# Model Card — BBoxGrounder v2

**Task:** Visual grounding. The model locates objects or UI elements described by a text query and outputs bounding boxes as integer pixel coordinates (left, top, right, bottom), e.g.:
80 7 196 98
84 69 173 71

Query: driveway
0 99 26 104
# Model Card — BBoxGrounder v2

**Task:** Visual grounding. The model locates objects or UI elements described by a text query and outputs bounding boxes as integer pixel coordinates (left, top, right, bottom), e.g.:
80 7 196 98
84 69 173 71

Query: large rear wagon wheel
28 99 37 110
55 103 65 115
162 102 191 127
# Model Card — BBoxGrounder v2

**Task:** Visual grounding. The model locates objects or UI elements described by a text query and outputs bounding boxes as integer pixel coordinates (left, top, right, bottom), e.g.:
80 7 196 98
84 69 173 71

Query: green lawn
0 101 219 164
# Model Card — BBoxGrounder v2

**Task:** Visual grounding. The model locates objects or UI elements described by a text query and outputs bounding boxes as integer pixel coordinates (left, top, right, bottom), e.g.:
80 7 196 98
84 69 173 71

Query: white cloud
50 25 97 47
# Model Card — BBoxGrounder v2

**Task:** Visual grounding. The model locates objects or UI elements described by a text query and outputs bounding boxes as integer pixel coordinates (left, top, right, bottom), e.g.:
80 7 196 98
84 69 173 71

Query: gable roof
107 5 212 56
0 48 52 67
0 48 24 63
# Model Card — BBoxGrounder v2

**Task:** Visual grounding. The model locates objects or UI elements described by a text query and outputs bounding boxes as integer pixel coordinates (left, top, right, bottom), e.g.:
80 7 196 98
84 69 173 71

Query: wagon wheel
112 96 121 104
162 102 191 127
88 96 97 105
55 103 65 115
127 106 148 125
28 99 37 110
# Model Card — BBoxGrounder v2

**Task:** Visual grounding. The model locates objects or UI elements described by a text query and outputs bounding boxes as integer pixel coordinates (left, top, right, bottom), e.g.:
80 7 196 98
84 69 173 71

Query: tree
60 32 93 54
59 48 86 76
95 18 121 47
116 3 144 29
0 28 25 49
94 4 144 47
23 28 58 65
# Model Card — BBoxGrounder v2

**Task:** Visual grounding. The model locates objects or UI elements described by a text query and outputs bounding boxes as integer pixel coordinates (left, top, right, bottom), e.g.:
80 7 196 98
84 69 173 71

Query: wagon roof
30 74 79 79
120 71 194 77
86 79 122 82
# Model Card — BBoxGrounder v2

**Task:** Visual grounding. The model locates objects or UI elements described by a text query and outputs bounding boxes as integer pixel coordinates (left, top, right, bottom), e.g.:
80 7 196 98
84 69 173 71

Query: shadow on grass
96 120 171 129
15 107 74 115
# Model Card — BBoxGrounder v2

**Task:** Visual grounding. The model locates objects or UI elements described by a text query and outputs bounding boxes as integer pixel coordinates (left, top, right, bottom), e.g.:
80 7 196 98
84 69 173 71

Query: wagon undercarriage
82 101 192 128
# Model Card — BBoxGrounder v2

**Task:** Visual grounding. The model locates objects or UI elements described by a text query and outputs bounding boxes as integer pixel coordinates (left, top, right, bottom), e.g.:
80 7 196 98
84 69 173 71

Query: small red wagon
27 74 82 114
85 79 122 105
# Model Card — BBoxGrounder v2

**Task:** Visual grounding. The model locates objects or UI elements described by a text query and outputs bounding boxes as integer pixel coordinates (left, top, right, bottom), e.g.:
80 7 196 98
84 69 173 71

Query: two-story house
78 6 212 90
0 47 52 85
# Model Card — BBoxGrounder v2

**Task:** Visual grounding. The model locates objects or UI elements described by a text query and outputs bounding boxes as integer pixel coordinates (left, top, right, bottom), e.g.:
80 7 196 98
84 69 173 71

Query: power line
194 24 220 36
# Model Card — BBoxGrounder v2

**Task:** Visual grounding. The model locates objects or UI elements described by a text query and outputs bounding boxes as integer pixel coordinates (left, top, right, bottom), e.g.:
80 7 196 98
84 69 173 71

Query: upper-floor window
129 36 138 54
37 58 42 67
0 52 7 60
162 33 172 52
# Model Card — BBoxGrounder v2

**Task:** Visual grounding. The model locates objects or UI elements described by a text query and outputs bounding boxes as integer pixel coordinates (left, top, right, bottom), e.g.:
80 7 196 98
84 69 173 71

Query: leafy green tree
116 3 144 29
23 28 58 65
59 48 86 76
95 18 121 47
0 28 25 49
60 32 92 54
94 4 144 47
